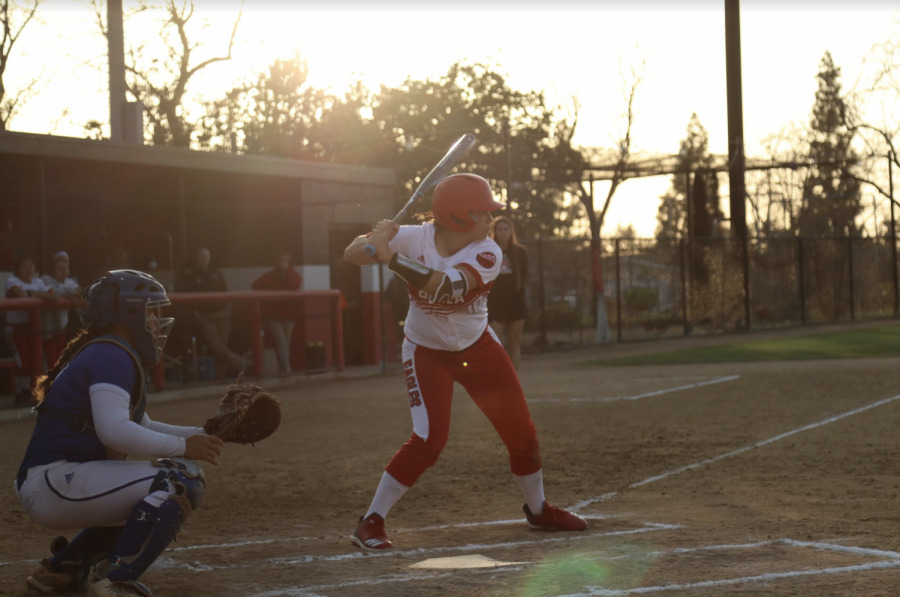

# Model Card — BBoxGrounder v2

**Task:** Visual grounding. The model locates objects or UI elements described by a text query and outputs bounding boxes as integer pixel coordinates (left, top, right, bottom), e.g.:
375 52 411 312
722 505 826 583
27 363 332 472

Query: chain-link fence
518 236 900 349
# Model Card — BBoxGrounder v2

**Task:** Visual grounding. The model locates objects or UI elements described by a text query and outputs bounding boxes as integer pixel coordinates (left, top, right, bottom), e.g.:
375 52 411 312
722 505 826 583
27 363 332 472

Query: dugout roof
0 131 395 280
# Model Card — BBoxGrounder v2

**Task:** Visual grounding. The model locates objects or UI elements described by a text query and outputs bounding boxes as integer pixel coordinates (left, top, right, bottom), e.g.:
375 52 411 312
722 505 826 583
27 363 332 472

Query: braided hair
32 324 106 404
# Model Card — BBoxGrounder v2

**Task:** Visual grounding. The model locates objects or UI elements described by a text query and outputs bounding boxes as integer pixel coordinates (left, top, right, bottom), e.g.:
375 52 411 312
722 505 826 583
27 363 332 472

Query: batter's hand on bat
368 220 399 262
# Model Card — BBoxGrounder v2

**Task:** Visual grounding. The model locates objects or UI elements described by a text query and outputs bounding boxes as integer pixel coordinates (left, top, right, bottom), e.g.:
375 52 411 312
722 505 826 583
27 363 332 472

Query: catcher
13 270 280 597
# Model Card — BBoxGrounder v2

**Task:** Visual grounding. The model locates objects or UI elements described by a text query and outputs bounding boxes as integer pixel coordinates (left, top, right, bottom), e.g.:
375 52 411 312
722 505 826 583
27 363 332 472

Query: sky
9 0 900 237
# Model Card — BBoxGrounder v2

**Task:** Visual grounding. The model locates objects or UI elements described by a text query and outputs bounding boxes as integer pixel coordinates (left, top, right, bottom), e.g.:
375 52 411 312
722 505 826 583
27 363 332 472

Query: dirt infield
3 332 900 595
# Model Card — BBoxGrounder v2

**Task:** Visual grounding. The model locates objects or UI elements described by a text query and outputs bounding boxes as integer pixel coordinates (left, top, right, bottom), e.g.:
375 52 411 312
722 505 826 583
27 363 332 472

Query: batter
344 173 586 550
13 270 223 597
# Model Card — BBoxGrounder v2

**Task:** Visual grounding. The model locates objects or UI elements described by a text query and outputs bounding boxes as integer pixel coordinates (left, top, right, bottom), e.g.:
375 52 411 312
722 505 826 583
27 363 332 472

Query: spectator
252 250 302 376
487 216 529 370
184 247 246 379
41 254 82 368
6 255 58 402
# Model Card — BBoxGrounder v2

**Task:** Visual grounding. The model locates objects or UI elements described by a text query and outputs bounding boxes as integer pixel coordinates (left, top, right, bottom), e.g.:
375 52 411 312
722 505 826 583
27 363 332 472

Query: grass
591 325 900 366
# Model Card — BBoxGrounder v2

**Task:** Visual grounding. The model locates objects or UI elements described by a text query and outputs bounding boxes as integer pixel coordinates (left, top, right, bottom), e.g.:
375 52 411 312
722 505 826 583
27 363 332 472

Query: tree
844 28 900 237
198 54 389 164
91 0 243 147
572 59 644 243
199 53 328 157
744 125 809 237
0 0 39 130
655 113 720 241
371 62 583 239
797 52 861 236
201 60 583 238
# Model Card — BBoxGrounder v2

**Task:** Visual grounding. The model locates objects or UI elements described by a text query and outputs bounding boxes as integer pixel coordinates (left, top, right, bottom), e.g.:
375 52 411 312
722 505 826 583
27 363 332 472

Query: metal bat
364 133 477 256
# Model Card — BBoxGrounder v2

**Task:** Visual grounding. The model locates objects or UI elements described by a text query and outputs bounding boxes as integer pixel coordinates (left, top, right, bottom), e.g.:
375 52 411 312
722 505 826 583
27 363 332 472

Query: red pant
42 334 67 369
385 328 541 487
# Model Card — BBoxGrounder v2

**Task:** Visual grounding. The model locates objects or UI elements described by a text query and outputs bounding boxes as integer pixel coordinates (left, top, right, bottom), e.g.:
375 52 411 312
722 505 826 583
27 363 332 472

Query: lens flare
519 555 610 597
518 542 659 596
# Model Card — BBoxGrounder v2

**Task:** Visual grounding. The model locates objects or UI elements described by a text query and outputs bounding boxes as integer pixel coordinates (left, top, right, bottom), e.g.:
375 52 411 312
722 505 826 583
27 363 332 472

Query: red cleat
352 513 394 550
524 501 588 531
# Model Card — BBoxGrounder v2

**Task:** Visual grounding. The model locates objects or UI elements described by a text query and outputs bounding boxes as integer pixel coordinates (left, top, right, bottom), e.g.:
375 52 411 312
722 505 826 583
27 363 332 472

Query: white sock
365 472 410 520
515 470 546 515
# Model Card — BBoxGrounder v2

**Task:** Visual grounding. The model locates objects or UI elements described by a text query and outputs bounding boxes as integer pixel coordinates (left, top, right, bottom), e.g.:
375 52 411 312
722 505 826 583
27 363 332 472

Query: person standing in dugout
343 173 586 550
13 270 224 597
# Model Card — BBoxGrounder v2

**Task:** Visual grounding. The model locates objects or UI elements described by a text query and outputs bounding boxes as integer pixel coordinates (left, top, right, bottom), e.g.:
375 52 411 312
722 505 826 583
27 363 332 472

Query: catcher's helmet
82 270 174 366
432 174 505 233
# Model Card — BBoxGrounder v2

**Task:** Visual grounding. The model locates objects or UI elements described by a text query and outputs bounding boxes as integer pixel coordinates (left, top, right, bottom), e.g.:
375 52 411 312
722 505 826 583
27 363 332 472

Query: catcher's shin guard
101 498 187 583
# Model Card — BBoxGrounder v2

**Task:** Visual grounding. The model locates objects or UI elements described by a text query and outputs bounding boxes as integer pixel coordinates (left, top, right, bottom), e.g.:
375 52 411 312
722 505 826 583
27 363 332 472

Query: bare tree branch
90 0 243 146
572 57 644 240
0 0 40 130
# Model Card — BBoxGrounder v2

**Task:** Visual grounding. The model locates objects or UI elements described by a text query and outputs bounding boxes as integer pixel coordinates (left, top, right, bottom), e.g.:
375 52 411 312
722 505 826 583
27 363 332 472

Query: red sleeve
285 269 302 290
252 271 272 290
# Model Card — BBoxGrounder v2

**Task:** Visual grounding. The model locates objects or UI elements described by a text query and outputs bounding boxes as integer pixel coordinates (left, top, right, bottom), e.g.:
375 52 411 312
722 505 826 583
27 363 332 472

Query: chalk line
572 391 900 511
556 560 900 596
241 537 900 597
578 538 900 563
153 524 680 574
529 375 739 404
781 538 900 560
248 565 528 597
0 558 39 568
270 525 681 566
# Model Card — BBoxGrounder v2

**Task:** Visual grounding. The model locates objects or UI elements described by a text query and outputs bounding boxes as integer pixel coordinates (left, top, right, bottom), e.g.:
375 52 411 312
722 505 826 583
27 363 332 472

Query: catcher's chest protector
41 336 147 461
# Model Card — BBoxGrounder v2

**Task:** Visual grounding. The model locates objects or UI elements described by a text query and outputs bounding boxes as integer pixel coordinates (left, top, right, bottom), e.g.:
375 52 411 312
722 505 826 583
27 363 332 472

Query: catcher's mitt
203 381 282 445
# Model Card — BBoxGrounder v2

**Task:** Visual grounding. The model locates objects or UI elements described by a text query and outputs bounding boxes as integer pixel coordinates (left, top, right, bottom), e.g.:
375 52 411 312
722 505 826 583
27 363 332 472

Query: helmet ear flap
83 276 119 327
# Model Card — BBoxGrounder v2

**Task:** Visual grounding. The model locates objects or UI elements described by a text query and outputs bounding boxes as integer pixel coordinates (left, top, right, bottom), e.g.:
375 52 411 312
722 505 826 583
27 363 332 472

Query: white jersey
6 275 52 325
389 223 502 352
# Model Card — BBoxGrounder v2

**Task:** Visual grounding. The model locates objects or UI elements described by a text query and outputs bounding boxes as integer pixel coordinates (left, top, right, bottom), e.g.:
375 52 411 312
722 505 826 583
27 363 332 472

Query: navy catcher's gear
48 527 122 574
152 458 206 512
82 271 174 366
103 499 186 583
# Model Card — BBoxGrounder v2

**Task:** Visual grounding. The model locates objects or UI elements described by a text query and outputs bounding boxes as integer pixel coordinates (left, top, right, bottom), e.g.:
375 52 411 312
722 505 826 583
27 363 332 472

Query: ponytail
32 324 106 404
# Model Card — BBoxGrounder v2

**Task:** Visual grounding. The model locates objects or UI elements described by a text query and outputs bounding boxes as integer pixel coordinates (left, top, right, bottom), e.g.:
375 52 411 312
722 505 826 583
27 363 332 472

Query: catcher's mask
83 270 174 366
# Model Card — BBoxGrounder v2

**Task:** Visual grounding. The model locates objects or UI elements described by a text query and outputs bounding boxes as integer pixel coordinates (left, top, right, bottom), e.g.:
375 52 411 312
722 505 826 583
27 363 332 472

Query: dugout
0 131 396 367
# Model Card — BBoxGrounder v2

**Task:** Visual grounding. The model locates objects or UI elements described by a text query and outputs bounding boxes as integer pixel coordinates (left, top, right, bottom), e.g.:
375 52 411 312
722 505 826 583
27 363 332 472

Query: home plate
410 554 529 569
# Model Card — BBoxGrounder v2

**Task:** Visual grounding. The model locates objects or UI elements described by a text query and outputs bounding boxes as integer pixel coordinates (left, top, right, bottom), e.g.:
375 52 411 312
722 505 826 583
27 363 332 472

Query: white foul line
579 538 900 563
528 375 740 404
556 560 900 596
572 391 900 512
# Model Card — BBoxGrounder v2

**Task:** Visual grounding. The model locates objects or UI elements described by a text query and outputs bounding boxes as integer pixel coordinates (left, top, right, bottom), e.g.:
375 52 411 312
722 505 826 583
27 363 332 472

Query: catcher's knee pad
151 458 205 513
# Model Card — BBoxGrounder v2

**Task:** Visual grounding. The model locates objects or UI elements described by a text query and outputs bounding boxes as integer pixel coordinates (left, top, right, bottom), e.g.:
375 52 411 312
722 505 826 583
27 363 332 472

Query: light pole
889 151 898 317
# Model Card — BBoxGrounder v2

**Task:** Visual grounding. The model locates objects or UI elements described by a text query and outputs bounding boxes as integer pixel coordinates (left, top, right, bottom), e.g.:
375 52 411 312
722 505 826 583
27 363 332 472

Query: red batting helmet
431 174 505 233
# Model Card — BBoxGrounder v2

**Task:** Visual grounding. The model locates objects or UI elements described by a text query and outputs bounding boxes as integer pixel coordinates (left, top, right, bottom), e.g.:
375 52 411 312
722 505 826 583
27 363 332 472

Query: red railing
0 290 344 391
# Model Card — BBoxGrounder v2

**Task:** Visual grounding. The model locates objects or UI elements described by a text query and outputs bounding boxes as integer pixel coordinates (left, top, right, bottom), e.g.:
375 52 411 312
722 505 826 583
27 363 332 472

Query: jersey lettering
390 223 500 352
403 359 423 408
